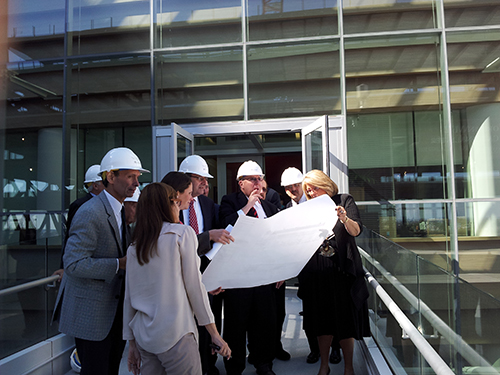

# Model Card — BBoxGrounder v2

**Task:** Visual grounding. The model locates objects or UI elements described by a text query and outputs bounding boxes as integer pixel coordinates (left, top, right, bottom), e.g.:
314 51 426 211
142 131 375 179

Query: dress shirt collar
292 193 307 206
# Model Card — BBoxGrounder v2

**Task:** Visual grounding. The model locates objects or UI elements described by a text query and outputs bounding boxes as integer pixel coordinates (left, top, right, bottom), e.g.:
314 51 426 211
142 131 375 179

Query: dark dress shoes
329 348 342 364
306 351 320 364
275 348 291 361
256 364 276 375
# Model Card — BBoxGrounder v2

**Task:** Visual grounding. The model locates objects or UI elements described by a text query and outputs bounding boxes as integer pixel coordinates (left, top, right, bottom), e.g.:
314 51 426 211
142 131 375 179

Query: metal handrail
0 275 61 298
360 247 498 373
364 268 455 375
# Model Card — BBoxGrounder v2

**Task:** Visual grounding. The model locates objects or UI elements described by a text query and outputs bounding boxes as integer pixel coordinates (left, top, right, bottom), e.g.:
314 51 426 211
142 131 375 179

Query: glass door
301 115 329 174
153 123 194 182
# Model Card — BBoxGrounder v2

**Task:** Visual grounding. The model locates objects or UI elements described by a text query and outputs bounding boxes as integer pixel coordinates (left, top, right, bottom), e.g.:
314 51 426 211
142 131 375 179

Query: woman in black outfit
299 170 370 375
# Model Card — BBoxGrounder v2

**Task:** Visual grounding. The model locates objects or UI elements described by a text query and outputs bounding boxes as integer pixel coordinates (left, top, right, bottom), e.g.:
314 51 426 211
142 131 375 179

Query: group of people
52 146 369 375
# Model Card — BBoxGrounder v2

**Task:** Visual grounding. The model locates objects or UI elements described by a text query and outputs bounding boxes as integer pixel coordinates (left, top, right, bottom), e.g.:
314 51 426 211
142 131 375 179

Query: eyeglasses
190 175 208 182
241 176 264 183
285 183 301 190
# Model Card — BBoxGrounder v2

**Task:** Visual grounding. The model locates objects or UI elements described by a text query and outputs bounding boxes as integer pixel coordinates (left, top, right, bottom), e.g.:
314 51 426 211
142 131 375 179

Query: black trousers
199 292 223 374
75 302 126 375
223 284 276 375
275 282 286 353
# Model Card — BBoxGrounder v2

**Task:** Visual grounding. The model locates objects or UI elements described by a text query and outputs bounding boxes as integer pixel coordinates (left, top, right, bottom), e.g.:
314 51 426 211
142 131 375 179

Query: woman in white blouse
123 182 230 375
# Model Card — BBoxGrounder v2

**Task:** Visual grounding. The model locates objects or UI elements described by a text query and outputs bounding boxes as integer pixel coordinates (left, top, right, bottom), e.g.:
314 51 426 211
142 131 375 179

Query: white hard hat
281 167 303 186
124 187 140 202
179 155 213 178
70 348 81 373
237 160 263 179
99 147 150 175
83 165 102 184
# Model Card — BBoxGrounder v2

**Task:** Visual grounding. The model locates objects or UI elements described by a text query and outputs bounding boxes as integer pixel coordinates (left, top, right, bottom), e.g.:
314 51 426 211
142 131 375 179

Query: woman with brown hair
123 182 230 375
161 171 193 210
299 170 369 375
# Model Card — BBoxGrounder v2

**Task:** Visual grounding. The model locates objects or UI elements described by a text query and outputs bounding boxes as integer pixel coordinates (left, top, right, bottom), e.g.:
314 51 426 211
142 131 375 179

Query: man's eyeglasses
241 176 264 183
189 175 208 182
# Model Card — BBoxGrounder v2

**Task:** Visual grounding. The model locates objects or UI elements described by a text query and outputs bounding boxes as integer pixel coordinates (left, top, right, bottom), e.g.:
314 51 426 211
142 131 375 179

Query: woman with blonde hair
299 170 369 375
123 182 230 375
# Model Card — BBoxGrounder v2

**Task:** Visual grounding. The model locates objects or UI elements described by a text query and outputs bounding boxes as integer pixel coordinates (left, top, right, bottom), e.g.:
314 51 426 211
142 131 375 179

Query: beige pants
137 333 202 375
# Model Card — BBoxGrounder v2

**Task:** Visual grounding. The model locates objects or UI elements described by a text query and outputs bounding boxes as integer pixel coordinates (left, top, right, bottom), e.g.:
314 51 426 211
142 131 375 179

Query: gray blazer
53 192 127 341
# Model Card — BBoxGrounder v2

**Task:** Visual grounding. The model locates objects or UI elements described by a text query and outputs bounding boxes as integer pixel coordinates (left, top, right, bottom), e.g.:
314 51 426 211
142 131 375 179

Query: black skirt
298 251 367 340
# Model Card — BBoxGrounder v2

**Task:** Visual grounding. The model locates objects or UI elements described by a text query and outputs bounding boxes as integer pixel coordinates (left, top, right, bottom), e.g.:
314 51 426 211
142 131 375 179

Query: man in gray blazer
53 147 149 375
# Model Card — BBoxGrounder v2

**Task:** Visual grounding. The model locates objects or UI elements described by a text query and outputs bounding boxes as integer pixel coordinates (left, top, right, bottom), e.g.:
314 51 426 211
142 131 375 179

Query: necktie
248 207 258 218
121 207 128 255
188 200 199 234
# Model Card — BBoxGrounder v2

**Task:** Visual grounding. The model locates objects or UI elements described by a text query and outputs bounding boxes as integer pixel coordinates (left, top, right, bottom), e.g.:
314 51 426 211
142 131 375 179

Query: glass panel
7 0 66 59
71 126 152 205
176 134 192 169
357 202 453 270
343 0 438 34
345 34 441 112
456 201 500 299
156 47 244 123
248 40 340 119
444 0 500 28
447 30 500 199
359 228 500 375
67 53 151 127
0 213 63 359
67 0 150 55
5 56 64 212
304 130 323 172
247 0 338 41
156 0 241 48
348 111 454 201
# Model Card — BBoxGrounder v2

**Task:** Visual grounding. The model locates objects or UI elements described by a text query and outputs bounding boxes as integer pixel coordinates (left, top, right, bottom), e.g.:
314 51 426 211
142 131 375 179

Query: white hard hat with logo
281 167 303 186
179 155 213 178
124 187 141 202
237 160 263 180
99 147 150 175
84 165 102 184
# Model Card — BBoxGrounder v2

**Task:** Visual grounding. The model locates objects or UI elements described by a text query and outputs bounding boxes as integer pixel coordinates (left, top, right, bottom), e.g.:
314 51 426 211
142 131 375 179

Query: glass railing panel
368 291 425 375
416 257 457 373
458 279 500 371
0 212 63 360
359 228 500 375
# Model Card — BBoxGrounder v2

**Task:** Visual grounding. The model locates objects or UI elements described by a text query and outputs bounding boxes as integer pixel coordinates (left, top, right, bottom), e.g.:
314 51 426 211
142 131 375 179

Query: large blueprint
202 194 337 290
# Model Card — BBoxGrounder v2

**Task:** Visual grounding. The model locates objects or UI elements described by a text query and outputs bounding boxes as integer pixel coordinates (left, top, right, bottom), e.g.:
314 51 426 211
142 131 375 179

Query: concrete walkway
116 287 370 375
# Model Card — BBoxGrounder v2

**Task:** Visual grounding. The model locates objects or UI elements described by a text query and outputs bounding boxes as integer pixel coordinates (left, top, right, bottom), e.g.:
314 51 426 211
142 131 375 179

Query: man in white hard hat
219 160 280 375
66 164 105 232
53 147 149 375
281 167 306 208
178 154 233 375
178 155 233 263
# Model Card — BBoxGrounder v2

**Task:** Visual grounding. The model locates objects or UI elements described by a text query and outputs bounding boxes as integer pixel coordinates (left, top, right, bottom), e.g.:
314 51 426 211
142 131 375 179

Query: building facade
1 0 500 371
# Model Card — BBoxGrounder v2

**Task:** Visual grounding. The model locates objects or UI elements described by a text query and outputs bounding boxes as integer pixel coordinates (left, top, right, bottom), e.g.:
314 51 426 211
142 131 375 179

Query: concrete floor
115 287 371 375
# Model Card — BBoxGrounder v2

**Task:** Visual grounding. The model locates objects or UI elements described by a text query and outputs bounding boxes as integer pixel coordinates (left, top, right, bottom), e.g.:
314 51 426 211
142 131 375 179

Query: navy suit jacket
219 191 279 227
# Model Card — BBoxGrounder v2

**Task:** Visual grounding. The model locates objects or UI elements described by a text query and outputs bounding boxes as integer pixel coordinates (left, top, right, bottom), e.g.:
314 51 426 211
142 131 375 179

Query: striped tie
188 200 199 234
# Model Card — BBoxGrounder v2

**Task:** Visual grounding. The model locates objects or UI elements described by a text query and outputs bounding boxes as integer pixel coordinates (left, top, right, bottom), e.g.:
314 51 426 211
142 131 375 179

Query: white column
466 104 500 236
